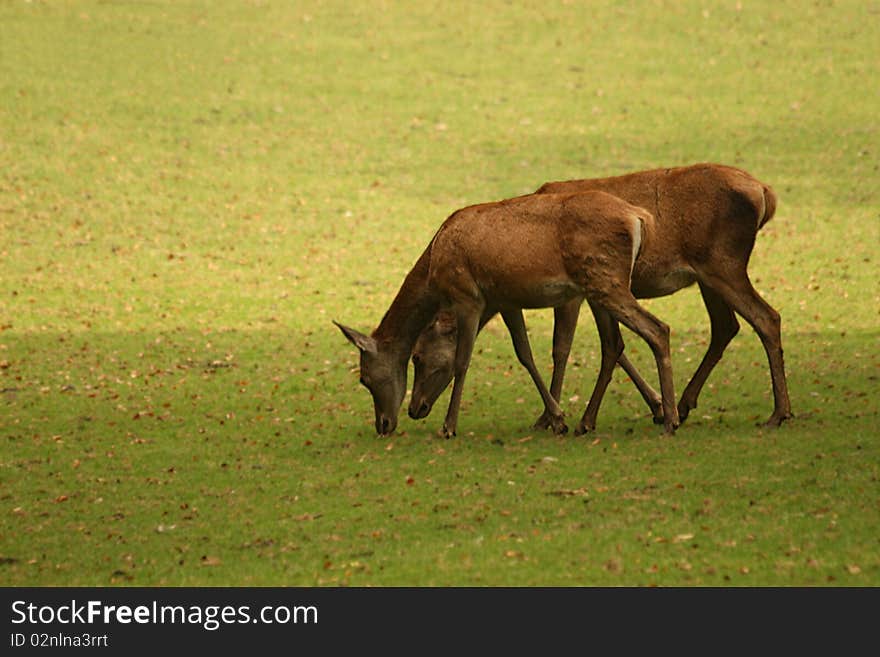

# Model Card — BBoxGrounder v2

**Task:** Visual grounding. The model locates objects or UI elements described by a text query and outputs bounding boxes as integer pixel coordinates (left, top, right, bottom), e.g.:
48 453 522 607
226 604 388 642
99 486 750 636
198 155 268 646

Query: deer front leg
575 304 624 435
534 300 581 431
441 309 480 439
501 309 568 435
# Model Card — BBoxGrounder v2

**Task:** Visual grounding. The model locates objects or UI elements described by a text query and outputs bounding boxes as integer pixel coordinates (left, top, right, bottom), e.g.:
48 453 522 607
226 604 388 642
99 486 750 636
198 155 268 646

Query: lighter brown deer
336 191 679 437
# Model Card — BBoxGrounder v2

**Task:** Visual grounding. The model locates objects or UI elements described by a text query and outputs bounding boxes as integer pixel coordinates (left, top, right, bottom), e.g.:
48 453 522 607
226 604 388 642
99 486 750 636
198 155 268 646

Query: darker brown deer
409 163 793 429
336 191 680 438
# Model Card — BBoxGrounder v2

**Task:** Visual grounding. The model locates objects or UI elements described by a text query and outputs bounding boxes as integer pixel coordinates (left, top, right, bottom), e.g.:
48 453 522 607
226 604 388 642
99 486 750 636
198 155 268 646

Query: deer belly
631 269 698 299
492 279 582 309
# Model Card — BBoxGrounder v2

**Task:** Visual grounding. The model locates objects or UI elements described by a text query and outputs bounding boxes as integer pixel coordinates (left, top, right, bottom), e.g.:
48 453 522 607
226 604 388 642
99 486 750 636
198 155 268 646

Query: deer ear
435 311 458 337
334 321 377 354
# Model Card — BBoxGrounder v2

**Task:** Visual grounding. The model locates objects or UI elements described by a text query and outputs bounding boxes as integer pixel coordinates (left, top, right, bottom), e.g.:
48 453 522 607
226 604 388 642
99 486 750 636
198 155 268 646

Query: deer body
337 191 680 437
409 163 793 429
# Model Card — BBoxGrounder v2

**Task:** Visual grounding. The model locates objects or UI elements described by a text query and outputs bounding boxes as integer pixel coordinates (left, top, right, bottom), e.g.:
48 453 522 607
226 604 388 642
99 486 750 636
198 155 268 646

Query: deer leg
575 304 624 435
534 300 581 431
696 272 792 427
441 309 481 439
559 308 662 424
616 352 664 424
501 309 568 435
596 293 679 435
677 282 740 423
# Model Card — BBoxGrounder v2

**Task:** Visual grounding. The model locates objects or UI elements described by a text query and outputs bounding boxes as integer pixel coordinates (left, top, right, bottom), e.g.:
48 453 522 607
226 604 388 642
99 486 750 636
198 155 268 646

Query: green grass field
1 0 877 586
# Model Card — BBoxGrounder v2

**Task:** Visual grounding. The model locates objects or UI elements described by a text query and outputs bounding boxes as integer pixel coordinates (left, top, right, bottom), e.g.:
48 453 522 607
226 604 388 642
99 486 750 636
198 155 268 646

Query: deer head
335 321 407 436
408 311 457 420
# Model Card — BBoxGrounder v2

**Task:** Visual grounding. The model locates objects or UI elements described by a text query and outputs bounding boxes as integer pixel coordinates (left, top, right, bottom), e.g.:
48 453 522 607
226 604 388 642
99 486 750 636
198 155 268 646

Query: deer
408 163 793 431
335 190 681 439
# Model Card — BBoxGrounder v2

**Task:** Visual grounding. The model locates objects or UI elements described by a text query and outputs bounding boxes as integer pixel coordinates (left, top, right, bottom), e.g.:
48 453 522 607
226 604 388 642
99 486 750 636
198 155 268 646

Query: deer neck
373 246 441 359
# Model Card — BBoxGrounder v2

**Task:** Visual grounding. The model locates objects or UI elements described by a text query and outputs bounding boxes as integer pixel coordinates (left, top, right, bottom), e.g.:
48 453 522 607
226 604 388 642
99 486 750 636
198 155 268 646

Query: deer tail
630 207 651 272
757 183 778 231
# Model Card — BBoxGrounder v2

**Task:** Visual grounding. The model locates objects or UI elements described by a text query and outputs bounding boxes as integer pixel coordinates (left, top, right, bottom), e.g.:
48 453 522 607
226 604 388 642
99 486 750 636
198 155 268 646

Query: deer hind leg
677 282 740 423
617 352 664 424
592 292 679 435
574 303 624 435
696 270 792 427
534 300 581 431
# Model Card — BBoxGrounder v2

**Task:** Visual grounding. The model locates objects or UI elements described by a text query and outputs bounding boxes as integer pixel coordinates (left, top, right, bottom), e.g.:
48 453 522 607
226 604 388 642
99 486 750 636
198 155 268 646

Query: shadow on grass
1 327 877 585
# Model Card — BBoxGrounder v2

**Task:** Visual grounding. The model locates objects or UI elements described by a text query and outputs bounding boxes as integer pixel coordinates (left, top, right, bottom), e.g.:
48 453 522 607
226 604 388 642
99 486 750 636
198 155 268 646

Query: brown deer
336 191 680 438
408 163 793 430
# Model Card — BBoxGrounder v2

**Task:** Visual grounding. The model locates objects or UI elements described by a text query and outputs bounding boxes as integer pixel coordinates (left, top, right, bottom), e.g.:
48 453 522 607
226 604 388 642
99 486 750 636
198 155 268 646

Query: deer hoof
762 411 794 428
676 401 695 424
440 425 457 440
552 419 568 436
662 417 680 435
535 412 567 435
573 422 593 436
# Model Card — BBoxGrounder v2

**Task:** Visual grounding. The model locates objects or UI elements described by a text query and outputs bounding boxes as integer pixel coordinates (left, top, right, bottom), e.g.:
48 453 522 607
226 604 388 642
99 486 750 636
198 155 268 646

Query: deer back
427 191 649 310
537 163 777 296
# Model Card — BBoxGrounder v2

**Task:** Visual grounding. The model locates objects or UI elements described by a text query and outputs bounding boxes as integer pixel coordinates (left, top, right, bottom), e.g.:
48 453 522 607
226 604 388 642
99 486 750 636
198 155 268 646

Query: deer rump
409 163 792 430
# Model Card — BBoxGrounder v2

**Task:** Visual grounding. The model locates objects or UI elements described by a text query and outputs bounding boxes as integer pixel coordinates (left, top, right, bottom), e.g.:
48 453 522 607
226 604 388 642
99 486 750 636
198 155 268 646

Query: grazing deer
336 191 680 438
409 163 792 429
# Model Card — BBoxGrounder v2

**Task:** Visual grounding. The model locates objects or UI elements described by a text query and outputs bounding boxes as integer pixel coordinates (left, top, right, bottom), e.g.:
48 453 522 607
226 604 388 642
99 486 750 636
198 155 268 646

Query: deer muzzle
408 398 432 420
376 414 396 436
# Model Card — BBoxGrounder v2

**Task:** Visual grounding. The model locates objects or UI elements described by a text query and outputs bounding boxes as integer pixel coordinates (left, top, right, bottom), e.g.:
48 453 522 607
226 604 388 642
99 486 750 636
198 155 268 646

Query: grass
0 0 877 586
